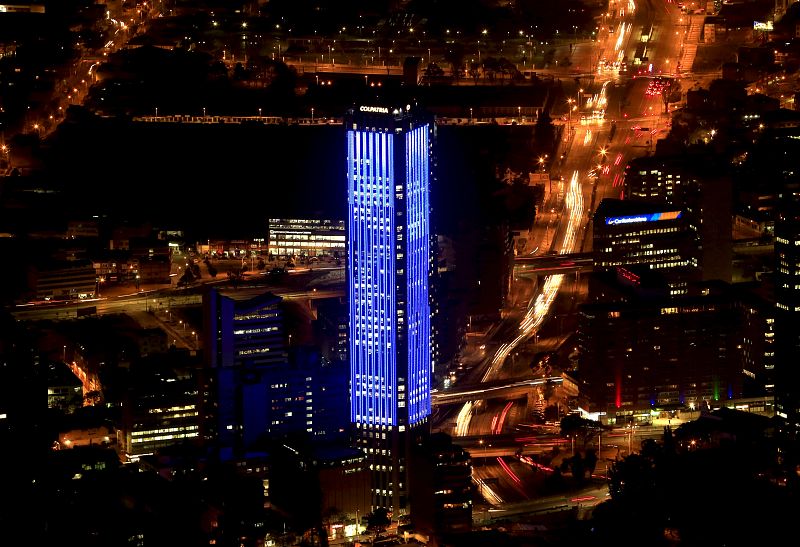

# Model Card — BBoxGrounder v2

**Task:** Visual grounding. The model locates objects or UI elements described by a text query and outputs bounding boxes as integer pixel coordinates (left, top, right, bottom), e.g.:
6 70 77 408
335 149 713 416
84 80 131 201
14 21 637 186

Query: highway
430 0 698 512
432 376 564 406
10 286 345 322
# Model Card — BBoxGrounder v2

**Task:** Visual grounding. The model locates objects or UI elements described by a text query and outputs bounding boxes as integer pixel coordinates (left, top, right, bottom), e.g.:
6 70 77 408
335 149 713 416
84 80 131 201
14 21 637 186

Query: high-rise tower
346 104 434 512
775 201 800 439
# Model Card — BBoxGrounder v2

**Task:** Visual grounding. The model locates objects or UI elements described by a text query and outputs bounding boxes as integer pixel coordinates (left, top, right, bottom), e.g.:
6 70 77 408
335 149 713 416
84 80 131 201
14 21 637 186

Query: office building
774 201 800 435
117 361 202 461
346 103 434 512
267 218 346 259
736 291 775 397
204 288 288 459
204 289 351 457
578 277 773 418
26 260 97 301
593 198 699 294
410 433 472 540
624 155 732 282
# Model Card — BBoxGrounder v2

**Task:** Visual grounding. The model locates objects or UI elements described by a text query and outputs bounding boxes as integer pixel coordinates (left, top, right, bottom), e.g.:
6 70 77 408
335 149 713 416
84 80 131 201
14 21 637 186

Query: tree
424 62 445 79
482 57 500 81
443 44 465 79
534 110 555 146
584 448 598 475
366 508 390 532
469 61 481 84
256 258 266 270
177 268 195 286
561 452 586 482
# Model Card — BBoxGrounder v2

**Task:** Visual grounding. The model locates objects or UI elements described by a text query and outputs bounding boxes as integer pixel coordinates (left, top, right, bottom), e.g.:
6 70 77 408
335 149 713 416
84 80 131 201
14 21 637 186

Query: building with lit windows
593 198 699 294
579 279 760 417
26 259 97 301
267 218 346 259
204 289 350 459
624 155 732 283
116 358 203 461
204 288 288 459
346 103 434 512
736 290 775 398
774 201 800 435
410 432 472 538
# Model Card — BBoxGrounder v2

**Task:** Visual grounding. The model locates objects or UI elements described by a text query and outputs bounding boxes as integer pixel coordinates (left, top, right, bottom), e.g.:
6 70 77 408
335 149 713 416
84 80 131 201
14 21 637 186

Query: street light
311 107 315 122
567 98 574 129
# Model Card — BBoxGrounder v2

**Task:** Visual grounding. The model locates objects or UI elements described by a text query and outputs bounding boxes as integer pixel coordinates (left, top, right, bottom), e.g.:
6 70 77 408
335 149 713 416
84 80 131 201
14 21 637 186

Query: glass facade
346 105 433 511
267 218 346 258
347 114 431 427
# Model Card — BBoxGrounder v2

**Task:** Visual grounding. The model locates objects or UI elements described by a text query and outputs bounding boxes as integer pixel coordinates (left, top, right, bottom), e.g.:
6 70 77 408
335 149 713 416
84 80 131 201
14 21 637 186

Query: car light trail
473 476 505 505
454 170 585 436
493 401 514 434
455 401 474 437
497 457 522 485
519 455 554 473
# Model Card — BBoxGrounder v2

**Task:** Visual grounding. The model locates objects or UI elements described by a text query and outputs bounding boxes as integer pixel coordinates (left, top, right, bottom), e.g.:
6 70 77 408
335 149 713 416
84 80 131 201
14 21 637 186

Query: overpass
513 252 593 277
10 286 345 322
431 376 568 406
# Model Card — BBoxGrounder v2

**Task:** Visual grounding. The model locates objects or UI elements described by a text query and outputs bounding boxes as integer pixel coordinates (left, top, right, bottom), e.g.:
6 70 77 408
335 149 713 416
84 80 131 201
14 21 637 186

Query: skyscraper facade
775 202 800 437
346 104 434 512
204 289 288 459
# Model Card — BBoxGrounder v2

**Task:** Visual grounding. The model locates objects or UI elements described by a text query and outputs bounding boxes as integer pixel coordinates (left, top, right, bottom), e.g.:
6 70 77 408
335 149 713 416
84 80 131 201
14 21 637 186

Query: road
9 286 345 322
428 0 699 512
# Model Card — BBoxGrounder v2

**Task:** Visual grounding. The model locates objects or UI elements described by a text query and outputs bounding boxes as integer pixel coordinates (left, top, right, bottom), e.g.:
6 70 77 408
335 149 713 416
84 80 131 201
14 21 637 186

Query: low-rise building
267 218 345 259
27 260 97 301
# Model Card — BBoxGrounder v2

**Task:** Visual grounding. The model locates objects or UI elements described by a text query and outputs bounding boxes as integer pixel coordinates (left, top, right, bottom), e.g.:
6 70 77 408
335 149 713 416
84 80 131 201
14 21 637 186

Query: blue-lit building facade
204 289 351 461
346 104 434 512
204 289 288 460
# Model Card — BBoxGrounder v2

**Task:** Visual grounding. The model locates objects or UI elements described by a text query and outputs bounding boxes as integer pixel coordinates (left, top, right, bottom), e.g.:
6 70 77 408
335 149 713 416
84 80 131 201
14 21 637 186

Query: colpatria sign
359 106 390 114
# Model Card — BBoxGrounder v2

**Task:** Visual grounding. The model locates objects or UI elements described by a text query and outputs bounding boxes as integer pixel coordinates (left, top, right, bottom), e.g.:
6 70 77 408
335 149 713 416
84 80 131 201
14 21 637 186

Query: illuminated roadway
432 376 564 406
10 286 345 322
434 0 697 510
513 252 594 277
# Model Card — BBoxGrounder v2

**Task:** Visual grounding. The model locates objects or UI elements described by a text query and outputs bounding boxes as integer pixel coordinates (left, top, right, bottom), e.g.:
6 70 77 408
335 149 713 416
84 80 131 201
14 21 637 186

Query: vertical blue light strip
348 126 396 426
406 125 431 424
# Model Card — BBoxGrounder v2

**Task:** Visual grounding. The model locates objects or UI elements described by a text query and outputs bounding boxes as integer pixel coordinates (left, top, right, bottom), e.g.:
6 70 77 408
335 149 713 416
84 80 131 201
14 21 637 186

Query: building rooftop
593 198 681 223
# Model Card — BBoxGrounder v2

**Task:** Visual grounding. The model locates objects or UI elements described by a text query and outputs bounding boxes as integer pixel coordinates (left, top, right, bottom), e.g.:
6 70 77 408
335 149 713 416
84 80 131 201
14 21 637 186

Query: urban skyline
3 0 800 545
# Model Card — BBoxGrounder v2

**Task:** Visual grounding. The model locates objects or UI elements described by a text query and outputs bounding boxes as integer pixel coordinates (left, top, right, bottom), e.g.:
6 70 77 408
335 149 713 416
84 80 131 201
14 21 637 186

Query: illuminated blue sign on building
605 210 682 225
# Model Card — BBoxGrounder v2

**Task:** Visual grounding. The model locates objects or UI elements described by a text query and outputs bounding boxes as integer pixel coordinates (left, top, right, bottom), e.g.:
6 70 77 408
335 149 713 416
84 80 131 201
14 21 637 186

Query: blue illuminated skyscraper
346 104 434 512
